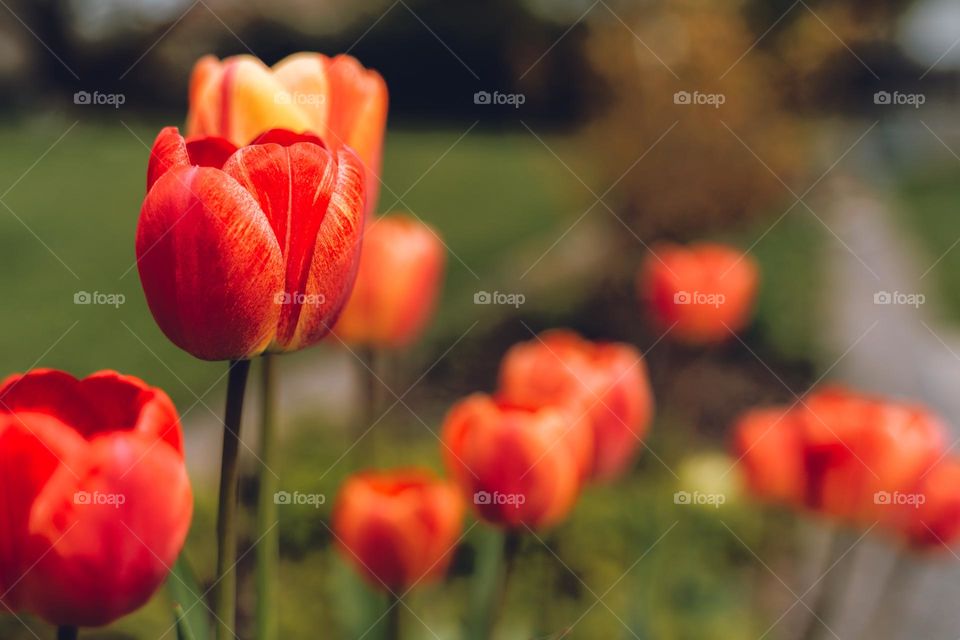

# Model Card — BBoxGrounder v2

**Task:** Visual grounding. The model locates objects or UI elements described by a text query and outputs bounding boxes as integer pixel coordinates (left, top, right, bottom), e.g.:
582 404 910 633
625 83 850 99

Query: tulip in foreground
639 242 759 344
333 214 446 348
0 369 192 628
333 469 464 591
441 394 590 529
137 126 365 361
498 329 653 481
187 53 388 213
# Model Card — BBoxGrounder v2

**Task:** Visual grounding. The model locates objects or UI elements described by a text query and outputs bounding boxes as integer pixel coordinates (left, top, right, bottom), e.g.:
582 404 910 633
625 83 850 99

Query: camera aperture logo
873 290 924 309
274 291 326 306
474 90 526 109
673 290 725 308
673 90 726 109
873 91 925 109
74 290 125 308
474 290 525 308
274 490 326 508
673 490 725 508
474 490 526 508
74 90 125 109
874 490 925 508
74 490 126 509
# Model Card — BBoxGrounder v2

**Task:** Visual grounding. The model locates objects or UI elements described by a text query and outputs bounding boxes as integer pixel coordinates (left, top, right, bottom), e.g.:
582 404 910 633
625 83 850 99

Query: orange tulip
892 458 960 550
638 242 759 344
186 52 388 214
731 387 947 527
731 407 805 506
497 330 654 481
333 469 464 592
332 214 446 348
441 394 589 529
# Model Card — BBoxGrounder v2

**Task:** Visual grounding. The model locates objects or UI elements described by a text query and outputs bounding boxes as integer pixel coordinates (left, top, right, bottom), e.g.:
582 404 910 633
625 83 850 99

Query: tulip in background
497 329 654 481
187 53 388 214
0 370 192 635
333 214 446 349
639 242 759 344
333 469 464 638
138 127 366 361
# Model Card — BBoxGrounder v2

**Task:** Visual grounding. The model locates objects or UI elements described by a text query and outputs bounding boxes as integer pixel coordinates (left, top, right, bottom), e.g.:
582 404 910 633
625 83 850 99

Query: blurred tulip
731 407 805 506
441 394 589 529
638 242 759 344
893 458 960 550
333 469 464 591
137 127 365 361
187 53 388 214
0 369 192 627
333 214 445 348
731 387 947 527
497 330 653 481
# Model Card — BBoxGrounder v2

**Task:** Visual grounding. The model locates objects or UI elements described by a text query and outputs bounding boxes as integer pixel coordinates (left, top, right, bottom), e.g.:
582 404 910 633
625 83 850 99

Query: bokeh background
2 0 960 637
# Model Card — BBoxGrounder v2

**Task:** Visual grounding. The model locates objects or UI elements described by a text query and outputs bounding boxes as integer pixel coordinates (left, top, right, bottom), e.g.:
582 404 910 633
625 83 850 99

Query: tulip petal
22 433 192 627
137 166 284 360
147 127 238 191
271 53 331 135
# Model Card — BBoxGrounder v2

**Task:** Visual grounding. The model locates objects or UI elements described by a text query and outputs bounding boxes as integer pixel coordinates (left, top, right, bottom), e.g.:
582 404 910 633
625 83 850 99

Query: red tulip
731 407 805 506
638 242 759 344
0 369 192 627
731 387 947 527
441 394 589 529
136 126 365 360
333 469 464 592
893 458 960 550
187 53 388 214
332 214 445 348
497 330 654 481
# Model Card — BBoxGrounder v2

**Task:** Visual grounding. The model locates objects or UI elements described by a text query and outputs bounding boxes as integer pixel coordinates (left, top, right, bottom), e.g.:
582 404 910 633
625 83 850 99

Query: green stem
385 593 401 640
215 359 252 640
465 527 513 640
355 347 384 469
56 627 78 640
256 354 278 640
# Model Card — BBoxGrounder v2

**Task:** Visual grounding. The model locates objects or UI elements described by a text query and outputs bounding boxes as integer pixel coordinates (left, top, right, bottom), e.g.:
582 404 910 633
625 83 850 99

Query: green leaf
167 553 212 640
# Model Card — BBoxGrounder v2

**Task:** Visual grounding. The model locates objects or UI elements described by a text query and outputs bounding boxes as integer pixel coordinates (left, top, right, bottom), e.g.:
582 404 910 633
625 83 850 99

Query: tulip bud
731 407 806 507
497 330 654 481
333 470 464 592
891 458 960 550
0 369 192 627
187 53 388 214
136 127 365 361
441 394 589 529
638 242 759 344
333 214 446 348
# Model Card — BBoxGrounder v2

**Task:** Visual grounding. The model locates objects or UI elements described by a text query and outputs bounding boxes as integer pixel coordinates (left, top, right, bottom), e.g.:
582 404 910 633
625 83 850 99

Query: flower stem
215 359 252 640
466 527 516 640
256 354 278 640
385 593 401 640
56 627 78 640
798 527 858 640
